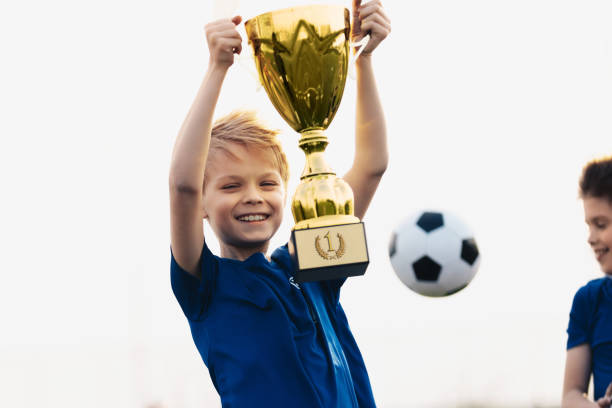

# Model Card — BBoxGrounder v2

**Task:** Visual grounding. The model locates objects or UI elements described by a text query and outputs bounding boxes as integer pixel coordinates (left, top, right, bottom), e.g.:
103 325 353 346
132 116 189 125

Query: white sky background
2 0 612 406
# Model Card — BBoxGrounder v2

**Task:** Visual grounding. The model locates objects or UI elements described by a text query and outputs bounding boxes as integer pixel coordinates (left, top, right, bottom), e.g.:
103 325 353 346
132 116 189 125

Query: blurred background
1 0 612 406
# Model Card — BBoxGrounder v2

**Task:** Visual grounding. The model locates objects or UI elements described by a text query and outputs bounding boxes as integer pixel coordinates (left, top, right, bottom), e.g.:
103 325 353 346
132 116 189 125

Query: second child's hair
579 155 612 204
205 110 290 188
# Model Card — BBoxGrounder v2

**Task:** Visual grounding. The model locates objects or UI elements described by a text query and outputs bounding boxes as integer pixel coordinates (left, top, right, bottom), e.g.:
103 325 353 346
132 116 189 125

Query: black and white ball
389 210 481 297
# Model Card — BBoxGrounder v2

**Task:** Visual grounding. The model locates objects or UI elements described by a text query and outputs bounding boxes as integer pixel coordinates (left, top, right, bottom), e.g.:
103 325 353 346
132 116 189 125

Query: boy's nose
244 196 264 205
243 185 264 205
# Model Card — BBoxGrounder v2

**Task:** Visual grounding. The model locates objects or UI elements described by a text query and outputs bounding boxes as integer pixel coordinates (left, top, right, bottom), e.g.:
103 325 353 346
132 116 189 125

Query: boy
562 156 612 408
168 1 390 407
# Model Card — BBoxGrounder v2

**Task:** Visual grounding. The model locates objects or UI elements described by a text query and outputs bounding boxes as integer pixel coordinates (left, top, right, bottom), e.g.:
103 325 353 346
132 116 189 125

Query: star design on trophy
249 15 349 132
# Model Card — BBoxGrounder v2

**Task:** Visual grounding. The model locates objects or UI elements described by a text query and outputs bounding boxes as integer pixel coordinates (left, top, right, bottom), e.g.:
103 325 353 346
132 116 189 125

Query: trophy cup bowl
245 5 369 282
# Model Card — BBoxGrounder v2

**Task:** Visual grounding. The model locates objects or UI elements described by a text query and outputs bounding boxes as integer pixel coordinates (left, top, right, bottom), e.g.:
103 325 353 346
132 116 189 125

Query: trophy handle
348 34 371 80
352 34 371 62
233 26 263 91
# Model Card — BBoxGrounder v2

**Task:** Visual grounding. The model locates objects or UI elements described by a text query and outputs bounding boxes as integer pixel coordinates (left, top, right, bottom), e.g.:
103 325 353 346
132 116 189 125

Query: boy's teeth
239 214 266 221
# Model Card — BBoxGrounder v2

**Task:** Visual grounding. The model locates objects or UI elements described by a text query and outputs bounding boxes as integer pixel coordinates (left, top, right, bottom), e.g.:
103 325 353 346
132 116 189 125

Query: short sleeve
170 241 218 322
567 285 590 349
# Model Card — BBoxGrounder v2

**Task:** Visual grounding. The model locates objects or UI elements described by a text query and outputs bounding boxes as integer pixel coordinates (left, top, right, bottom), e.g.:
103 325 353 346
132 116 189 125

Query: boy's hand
597 382 612 408
351 0 391 57
205 16 243 69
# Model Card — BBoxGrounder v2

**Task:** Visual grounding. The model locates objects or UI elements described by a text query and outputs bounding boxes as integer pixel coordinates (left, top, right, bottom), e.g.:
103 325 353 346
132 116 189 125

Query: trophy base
290 222 369 283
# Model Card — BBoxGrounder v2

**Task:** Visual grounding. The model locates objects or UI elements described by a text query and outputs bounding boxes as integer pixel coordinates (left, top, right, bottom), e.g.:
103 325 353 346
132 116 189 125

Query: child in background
562 156 612 408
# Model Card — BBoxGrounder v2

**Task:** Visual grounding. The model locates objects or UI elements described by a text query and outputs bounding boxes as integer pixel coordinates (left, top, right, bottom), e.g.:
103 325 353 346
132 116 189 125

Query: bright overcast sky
2 0 612 407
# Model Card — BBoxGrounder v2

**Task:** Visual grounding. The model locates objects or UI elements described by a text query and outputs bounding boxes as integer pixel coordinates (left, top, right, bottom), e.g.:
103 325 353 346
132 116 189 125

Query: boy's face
203 144 286 256
584 196 612 275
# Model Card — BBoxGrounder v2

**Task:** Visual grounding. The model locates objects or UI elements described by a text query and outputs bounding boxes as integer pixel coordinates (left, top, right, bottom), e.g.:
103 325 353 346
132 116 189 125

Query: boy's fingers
359 0 384 11
206 26 243 48
212 37 242 54
217 27 242 40
359 20 390 53
597 396 612 408
207 31 241 47
206 16 242 31
205 20 237 35
222 37 242 49
360 15 391 35
358 3 390 24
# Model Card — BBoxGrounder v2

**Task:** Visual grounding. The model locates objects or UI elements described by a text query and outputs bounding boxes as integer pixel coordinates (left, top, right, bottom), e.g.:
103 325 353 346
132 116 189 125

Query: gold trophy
245 5 369 282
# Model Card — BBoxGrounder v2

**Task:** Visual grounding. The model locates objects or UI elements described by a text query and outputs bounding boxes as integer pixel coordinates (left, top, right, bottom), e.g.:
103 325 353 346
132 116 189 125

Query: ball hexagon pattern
389 210 481 297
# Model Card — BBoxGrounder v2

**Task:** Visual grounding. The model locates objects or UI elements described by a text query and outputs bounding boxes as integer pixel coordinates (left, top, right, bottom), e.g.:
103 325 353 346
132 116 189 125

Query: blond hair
205 110 289 187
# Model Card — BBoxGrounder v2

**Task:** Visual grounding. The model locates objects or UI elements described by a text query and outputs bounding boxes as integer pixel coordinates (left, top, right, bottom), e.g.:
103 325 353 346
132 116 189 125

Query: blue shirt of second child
170 241 376 408
567 277 612 400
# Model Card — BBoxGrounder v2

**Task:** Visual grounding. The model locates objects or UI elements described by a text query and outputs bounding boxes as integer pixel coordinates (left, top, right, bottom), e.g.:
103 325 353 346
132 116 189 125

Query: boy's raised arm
169 16 242 277
343 0 391 220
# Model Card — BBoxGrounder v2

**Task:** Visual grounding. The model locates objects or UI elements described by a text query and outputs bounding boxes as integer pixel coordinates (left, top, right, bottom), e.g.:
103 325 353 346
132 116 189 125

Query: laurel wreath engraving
315 233 346 260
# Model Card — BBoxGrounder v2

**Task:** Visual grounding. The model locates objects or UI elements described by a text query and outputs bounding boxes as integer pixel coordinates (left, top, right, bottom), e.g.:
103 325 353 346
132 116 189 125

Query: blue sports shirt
567 277 612 400
171 242 376 408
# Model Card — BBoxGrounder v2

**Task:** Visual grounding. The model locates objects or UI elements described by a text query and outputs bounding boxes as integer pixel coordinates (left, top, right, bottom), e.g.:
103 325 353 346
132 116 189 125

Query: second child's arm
169 16 242 277
562 345 604 408
343 0 391 220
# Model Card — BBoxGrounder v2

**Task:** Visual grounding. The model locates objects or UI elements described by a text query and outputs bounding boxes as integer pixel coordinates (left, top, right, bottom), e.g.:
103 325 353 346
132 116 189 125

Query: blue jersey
171 242 376 408
567 277 612 400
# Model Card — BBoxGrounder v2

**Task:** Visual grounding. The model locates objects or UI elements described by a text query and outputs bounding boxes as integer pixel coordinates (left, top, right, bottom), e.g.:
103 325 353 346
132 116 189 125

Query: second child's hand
596 382 612 408
205 16 243 70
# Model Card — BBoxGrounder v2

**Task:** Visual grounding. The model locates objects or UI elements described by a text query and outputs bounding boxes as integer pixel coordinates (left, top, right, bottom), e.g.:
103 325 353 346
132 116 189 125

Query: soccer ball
388 210 481 297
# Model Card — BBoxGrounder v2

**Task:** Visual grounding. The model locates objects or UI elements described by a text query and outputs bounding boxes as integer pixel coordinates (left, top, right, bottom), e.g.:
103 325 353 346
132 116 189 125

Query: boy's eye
221 184 239 190
261 181 279 187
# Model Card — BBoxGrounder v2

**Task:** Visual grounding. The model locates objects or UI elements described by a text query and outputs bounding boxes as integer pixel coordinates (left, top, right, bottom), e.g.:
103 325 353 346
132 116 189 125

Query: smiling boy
199 115 288 260
168 1 390 407
562 156 612 408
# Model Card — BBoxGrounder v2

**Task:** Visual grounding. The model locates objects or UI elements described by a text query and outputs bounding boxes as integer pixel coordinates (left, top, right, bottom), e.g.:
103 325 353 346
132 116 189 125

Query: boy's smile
584 196 612 275
203 144 286 260
236 214 269 222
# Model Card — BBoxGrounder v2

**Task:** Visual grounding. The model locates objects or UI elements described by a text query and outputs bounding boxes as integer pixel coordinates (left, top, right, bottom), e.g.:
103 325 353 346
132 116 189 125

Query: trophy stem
298 129 335 180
